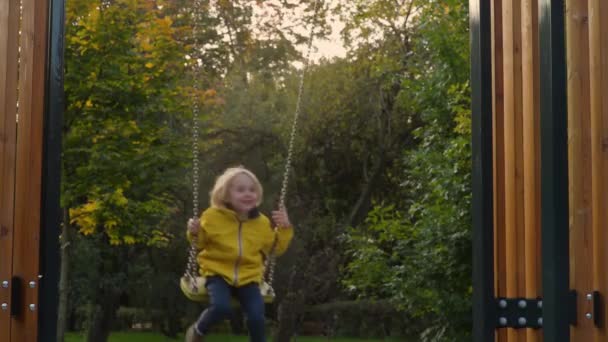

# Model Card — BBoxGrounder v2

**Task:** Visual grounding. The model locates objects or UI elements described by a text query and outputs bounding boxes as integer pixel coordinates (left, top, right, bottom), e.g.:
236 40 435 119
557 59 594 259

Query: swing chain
278 0 320 210
264 0 321 288
184 0 204 289
184 0 321 290
191 0 203 219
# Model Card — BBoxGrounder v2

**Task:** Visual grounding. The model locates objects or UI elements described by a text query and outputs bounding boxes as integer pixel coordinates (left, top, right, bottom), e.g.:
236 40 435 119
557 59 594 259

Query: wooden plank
492 1 507 341
532 0 542 339
501 0 521 340
512 1 526 341
566 0 594 339
10 0 49 339
598 0 608 336
589 0 603 340
0 0 20 338
513 3 526 342
590 0 608 338
521 0 540 340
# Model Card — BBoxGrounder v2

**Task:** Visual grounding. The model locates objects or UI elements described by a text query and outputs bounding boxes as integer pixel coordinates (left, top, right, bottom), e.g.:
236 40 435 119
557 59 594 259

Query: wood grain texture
10 0 49 339
566 0 594 339
0 0 20 338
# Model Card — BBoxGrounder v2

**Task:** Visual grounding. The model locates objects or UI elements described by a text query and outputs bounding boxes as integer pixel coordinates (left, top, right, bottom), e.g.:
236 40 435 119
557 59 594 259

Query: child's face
227 173 259 215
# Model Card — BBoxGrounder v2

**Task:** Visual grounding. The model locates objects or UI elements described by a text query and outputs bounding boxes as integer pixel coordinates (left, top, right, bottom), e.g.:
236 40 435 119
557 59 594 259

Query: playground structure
5 0 608 341
0 0 64 340
472 0 608 341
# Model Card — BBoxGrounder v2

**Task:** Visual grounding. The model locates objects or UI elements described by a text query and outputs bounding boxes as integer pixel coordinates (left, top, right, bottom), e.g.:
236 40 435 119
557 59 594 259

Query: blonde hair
209 166 264 208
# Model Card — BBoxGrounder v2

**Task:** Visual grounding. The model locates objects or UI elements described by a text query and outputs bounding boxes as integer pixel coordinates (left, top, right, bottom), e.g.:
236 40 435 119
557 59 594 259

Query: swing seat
180 275 276 303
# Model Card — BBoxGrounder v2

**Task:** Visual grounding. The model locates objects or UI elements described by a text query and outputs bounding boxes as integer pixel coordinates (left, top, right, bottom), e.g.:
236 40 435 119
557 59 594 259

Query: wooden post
598 0 608 336
522 0 541 341
566 0 594 340
502 0 524 339
0 0 21 338
9 0 50 339
589 0 608 338
492 1 507 341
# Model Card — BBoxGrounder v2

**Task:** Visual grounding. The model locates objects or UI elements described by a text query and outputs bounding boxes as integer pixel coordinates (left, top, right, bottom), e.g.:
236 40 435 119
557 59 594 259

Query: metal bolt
499 317 508 326
587 293 593 301
518 300 527 308
1 303 7 311
29 281 36 289
537 300 543 309
518 317 527 326
29 304 36 312
499 299 508 308
538 317 543 326
1 281 8 288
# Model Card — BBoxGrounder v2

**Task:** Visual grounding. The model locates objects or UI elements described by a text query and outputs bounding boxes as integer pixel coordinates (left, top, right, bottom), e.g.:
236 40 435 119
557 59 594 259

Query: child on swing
185 166 294 342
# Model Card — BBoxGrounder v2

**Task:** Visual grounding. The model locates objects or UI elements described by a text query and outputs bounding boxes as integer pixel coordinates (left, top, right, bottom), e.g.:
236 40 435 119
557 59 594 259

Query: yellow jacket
187 206 294 287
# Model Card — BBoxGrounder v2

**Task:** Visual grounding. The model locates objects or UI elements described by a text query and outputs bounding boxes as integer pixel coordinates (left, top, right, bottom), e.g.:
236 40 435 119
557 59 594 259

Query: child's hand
272 206 291 228
187 218 200 234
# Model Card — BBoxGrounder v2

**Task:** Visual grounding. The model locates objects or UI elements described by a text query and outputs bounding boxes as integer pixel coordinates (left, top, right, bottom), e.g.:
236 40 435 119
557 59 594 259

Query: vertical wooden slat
492 1 507 341
589 0 608 338
589 0 603 339
599 0 608 336
513 2 526 341
566 0 593 340
0 0 20 338
11 0 49 339
502 0 516 328
502 0 523 340
522 0 541 341
533 0 542 339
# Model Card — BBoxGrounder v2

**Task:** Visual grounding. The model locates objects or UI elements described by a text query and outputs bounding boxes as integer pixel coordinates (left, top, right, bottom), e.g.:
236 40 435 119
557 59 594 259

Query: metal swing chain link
263 0 321 288
184 0 204 290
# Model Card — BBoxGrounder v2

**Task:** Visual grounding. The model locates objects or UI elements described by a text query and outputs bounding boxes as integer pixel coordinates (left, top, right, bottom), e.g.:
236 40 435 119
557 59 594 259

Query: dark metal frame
39 0 65 339
472 0 570 340
539 0 569 340
470 1 494 341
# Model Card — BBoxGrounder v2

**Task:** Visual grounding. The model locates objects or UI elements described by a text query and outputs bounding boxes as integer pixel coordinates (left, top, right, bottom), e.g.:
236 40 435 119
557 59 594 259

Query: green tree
62 0 191 340
341 1 471 340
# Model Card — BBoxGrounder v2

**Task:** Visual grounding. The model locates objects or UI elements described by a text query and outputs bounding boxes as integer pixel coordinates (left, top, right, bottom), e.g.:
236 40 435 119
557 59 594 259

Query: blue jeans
194 276 266 342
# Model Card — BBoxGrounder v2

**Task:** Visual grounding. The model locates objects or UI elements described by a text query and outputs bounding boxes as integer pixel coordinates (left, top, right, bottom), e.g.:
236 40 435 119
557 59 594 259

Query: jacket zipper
233 221 243 286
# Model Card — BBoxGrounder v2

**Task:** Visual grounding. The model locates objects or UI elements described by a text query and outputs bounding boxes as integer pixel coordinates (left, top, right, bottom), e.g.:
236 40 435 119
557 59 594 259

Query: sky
309 20 346 61
251 0 347 62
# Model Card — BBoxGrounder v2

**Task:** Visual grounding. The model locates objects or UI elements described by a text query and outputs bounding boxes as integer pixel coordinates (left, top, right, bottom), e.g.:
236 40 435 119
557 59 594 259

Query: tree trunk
86 293 120 342
56 208 71 342
273 268 304 342
346 153 386 227
273 292 299 342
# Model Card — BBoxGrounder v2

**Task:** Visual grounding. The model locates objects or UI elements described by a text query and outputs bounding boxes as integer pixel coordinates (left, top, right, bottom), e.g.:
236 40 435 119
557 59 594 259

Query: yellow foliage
111 188 129 206
109 236 122 246
104 219 118 229
70 201 99 235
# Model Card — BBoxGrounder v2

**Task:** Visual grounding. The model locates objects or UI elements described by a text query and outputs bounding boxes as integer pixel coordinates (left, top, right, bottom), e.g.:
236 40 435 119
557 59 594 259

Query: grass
65 332 405 341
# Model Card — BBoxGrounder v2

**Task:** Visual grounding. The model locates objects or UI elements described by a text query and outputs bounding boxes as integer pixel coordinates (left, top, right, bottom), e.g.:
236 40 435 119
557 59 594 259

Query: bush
301 300 415 338
113 307 163 331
